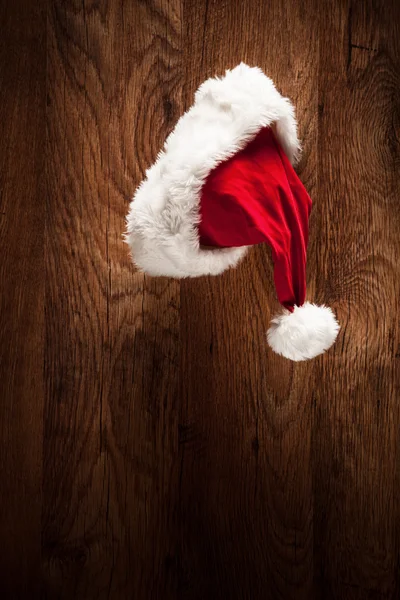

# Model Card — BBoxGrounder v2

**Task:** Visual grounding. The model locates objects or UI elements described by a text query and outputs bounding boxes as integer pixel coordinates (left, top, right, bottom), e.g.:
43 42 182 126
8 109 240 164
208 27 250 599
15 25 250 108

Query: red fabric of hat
127 64 340 361
198 126 312 313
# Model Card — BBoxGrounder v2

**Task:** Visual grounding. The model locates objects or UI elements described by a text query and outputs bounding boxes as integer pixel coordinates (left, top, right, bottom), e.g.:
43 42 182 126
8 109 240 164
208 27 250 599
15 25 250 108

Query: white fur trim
126 63 300 278
267 303 340 361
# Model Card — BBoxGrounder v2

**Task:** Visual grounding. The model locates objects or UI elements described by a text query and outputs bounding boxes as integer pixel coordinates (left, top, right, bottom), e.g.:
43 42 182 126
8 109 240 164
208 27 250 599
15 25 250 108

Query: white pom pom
267 302 340 361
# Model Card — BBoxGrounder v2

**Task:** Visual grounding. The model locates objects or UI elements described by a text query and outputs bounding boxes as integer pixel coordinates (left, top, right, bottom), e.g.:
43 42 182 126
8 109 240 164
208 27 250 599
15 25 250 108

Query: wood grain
0 1 46 597
44 1 182 598
314 1 400 598
0 0 399 598
179 1 321 598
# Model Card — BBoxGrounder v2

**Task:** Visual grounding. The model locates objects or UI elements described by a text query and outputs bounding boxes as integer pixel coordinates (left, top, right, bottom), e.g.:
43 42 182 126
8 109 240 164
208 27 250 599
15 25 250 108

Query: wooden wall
1 0 399 598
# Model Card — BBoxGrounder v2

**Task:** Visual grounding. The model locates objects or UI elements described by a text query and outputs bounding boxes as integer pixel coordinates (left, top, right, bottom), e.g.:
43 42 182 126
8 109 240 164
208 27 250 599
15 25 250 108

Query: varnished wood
0 1 46 597
44 2 181 598
0 0 399 598
314 2 400 598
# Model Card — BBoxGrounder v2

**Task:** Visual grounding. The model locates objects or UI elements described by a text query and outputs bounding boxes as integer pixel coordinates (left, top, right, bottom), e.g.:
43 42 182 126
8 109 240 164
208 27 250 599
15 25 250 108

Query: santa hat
126 63 340 361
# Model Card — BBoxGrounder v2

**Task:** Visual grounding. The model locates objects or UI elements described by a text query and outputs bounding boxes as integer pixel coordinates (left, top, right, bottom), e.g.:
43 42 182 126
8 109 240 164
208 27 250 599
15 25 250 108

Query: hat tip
267 302 340 361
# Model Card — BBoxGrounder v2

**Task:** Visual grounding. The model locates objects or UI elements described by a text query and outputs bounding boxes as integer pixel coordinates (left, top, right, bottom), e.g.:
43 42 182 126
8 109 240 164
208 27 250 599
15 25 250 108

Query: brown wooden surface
0 1 46 597
1 0 399 598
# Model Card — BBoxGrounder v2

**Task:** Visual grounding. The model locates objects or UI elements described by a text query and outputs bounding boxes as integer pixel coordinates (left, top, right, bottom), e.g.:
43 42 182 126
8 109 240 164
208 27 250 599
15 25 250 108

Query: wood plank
179 1 319 598
314 0 400 598
0 0 399 597
0 1 46 597
44 1 182 597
